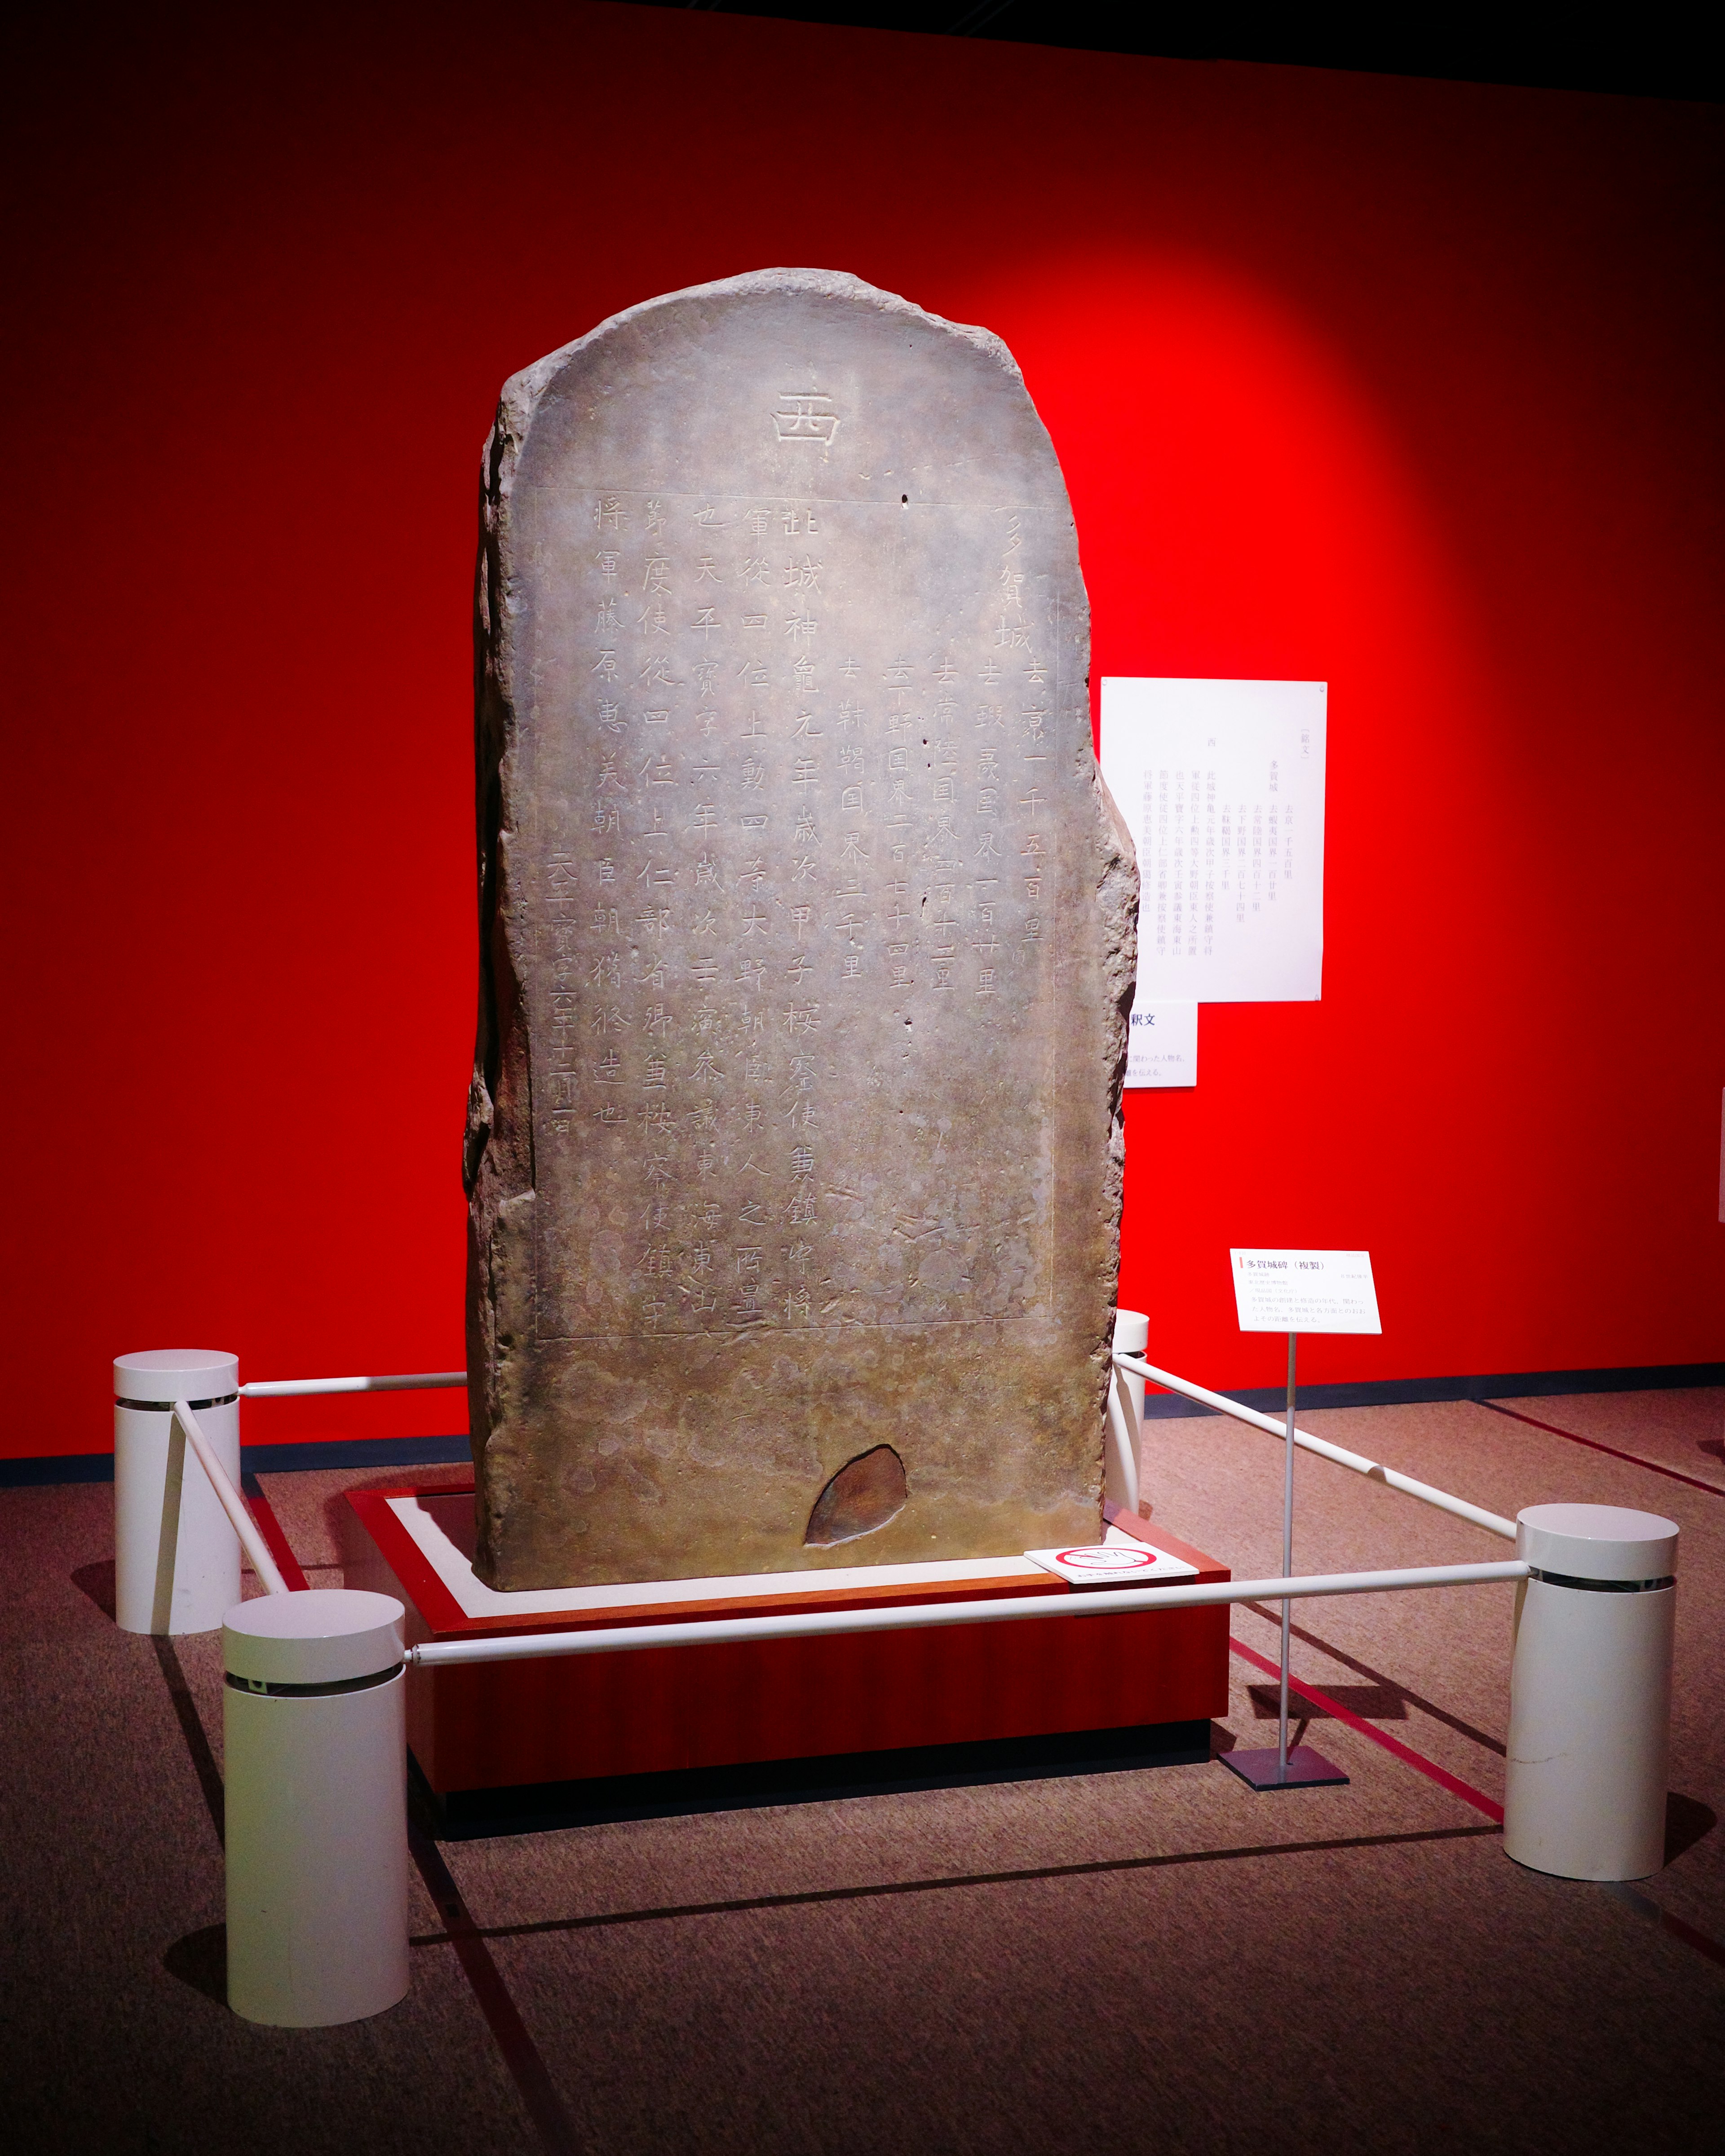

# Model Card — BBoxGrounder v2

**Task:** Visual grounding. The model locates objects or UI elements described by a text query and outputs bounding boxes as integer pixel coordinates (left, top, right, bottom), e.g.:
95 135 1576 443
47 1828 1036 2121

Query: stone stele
464 269 1137 1590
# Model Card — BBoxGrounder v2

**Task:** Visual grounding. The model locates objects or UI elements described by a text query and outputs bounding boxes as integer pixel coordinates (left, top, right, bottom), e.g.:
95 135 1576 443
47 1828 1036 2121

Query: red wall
5 1 1722 1458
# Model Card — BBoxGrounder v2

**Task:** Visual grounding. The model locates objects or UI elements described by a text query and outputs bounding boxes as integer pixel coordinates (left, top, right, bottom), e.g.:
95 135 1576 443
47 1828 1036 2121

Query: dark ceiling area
630 1 1723 104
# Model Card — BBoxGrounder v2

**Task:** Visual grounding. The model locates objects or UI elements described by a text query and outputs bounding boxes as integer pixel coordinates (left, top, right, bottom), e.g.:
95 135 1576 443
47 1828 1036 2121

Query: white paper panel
1101 677 1326 1004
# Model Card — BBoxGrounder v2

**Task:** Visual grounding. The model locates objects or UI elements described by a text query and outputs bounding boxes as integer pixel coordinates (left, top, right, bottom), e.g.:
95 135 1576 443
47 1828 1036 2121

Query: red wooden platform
342 1483 1231 1802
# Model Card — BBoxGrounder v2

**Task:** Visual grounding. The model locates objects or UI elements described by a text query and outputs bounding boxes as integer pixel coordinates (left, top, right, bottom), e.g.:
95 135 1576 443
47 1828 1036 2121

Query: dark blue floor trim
0 1433 473 1487
6 1362 1723 1483
1140 1360 1725 1419
241 1434 474 1474
1 1452 120 1487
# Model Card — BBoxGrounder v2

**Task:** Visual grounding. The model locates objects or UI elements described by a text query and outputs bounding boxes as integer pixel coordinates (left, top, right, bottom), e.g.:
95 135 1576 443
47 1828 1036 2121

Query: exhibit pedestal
342 1485 1231 1835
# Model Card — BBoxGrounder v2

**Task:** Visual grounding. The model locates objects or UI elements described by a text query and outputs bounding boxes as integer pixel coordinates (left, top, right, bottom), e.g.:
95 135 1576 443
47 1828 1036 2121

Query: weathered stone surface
465 269 1136 1589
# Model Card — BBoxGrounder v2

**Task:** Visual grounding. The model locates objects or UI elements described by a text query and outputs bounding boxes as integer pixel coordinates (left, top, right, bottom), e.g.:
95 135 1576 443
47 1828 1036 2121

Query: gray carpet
3 1392 1721 2152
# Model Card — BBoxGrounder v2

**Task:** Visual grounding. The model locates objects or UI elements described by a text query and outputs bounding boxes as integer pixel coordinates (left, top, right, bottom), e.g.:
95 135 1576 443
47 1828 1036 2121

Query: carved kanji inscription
467 269 1136 1589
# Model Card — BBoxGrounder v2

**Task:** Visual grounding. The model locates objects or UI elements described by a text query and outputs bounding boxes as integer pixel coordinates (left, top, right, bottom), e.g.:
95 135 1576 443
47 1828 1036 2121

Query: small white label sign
1230 1248 1382 1334
1025 1545 1199 1588
1126 1000 1197 1088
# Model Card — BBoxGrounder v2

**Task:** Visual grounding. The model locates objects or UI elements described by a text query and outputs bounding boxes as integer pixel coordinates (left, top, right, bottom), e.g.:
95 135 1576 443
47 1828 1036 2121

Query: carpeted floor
3 1389 1721 2153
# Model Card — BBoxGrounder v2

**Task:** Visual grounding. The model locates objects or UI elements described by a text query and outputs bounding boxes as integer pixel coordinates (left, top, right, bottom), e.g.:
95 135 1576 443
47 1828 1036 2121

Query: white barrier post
1504 1503 1678 1882
114 1349 241 1634
223 1589 411 2026
1107 1310 1150 1515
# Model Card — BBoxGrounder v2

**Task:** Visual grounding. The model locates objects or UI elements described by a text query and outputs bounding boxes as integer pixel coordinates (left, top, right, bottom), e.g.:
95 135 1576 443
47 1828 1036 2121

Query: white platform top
225 1587 405 1684
1517 1503 1678 1583
386 1492 1125 1620
115 1348 239 1403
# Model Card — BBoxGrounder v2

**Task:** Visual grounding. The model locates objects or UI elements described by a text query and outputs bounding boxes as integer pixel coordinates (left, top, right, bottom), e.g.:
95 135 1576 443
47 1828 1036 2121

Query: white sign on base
1230 1249 1382 1336
1220 1244 1378 1794
1023 1545 1199 1589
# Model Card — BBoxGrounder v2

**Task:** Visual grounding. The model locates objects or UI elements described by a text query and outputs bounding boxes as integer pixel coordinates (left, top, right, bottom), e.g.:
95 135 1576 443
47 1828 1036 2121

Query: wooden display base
342 1485 1230 1832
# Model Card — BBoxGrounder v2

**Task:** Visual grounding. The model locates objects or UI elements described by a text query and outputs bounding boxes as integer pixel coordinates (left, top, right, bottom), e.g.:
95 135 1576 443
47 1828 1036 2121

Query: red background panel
3 2 1721 1457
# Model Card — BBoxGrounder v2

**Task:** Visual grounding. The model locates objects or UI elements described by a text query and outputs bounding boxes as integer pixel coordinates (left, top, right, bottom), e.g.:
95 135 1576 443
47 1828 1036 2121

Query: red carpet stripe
1228 1633 1504 1822
409 1826 583 2156
1477 1399 1725 1496
1230 1634 1725 1972
1603 1882 1725 1971
244 1479 580 2149
239 1478 312 1591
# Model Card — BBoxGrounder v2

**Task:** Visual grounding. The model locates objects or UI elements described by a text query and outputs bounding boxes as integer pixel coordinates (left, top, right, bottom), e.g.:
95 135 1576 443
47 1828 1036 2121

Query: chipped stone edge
1090 768 1140 1418
499 268 1023 447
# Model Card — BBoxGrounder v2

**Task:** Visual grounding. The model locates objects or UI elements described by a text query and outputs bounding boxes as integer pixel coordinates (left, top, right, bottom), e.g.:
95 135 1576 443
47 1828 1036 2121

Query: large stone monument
464 270 1136 1590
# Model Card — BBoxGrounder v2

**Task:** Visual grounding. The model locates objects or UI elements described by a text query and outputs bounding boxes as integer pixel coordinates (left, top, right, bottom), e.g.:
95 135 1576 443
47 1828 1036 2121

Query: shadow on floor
1247 1681 1407 1722
1667 1793 1717 1865
71 1560 115 1620
164 1926 227 2007
1240 1603 1509 1757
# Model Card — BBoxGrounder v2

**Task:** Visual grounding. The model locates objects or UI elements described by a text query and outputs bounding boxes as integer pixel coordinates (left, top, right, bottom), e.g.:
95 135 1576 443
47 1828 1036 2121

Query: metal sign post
1220 1249 1382 1792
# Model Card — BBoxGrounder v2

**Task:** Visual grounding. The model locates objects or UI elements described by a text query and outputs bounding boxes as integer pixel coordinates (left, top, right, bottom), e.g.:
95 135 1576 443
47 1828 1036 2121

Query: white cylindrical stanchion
114 1348 241 1634
223 1589 410 2027
1112 1310 1149 1430
1107 1310 1150 1515
1504 1502 1678 1882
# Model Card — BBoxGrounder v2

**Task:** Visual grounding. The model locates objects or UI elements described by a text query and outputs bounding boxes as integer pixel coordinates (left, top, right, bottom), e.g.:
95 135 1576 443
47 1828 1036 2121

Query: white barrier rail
233 1357 1510 1546
239 1371 467 1398
1113 1350 1518 1542
233 1356 1513 1547
407 1559 1530 1669
171 1401 292 1597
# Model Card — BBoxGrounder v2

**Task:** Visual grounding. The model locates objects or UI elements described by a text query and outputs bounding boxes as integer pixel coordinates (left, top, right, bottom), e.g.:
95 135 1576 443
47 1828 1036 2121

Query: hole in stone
804 1444 908 1546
